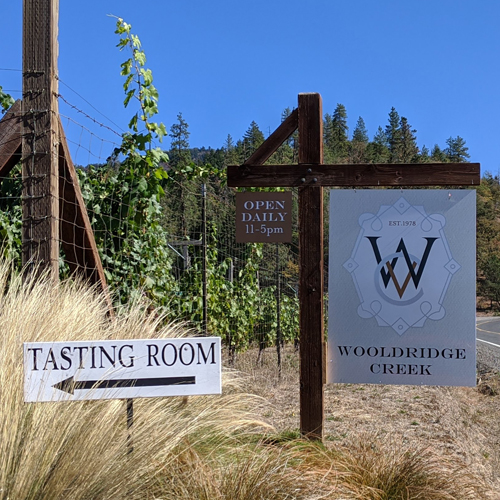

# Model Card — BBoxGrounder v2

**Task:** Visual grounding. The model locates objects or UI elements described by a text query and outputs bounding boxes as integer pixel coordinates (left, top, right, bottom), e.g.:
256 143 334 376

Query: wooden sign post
228 92 480 440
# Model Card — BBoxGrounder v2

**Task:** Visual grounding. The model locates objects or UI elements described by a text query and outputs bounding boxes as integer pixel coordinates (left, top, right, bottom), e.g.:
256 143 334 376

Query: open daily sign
24 337 221 402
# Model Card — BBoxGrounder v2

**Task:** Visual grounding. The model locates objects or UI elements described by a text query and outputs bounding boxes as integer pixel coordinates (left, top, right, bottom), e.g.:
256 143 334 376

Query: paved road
477 317 500 349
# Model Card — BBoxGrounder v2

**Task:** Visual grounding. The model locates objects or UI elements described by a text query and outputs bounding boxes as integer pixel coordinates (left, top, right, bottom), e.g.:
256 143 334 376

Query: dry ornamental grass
0 265 270 500
234 347 499 499
0 261 496 499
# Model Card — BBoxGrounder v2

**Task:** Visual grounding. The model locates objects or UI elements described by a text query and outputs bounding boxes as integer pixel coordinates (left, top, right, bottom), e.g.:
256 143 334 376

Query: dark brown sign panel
236 191 293 243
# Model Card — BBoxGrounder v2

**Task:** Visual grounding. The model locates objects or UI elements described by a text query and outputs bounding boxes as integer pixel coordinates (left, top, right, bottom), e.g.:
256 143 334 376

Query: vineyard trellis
0 102 301 361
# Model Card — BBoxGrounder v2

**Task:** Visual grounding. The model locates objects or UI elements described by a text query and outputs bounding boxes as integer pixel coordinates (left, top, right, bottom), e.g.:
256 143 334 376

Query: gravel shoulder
478 341 500 374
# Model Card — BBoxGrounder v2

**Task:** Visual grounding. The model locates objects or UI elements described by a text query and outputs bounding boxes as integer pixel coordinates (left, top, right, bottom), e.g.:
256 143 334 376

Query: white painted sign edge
24 337 222 402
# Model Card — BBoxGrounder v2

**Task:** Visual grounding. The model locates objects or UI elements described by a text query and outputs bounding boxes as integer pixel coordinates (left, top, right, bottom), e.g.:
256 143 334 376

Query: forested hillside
172 103 471 170
477 174 500 309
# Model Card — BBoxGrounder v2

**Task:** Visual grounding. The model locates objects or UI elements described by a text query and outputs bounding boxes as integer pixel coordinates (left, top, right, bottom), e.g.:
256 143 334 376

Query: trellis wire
0 98 302 362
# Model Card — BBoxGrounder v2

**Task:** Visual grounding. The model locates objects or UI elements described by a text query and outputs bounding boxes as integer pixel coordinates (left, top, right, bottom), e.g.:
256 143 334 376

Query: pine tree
384 108 419 163
239 121 264 161
350 116 369 163
168 112 193 238
418 145 431 163
366 126 389 163
398 117 419 163
223 134 238 166
224 133 235 151
431 144 448 162
169 112 191 168
445 136 470 162
323 113 333 147
385 107 401 163
235 139 245 164
386 108 399 162
352 116 369 143
203 147 225 170
329 104 349 161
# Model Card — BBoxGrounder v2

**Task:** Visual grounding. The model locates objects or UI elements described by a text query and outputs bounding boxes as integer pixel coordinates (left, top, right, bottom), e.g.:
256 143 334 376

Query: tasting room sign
236 191 292 243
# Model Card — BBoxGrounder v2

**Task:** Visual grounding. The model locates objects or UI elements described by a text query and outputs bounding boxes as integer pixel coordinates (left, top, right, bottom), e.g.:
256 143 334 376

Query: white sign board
24 337 221 402
328 190 476 387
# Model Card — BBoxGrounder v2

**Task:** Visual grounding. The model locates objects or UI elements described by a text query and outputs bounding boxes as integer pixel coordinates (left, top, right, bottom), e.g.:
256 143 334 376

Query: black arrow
53 376 196 395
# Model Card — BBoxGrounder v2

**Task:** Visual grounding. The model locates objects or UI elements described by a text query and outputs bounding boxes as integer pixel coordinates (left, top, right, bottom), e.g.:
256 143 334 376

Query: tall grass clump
0 263 272 500
286 437 487 500
150 444 319 500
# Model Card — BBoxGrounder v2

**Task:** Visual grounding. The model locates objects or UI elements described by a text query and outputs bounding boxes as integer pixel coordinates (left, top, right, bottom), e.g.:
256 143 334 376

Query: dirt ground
232 346 500 497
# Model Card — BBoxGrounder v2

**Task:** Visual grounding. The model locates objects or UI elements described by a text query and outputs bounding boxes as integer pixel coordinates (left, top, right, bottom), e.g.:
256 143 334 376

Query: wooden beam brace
228 162 481 188
298 93 324 440
0 100 23 177
58 118 114 314
243 108 298 166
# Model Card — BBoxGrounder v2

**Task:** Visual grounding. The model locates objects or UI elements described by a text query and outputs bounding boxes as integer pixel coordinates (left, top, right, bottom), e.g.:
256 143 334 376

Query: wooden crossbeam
0 99 22 177
228 162 481 188
243 109 298 166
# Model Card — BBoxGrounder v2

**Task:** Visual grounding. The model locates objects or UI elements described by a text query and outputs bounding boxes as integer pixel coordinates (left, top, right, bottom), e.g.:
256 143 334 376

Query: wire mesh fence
0 100 301 361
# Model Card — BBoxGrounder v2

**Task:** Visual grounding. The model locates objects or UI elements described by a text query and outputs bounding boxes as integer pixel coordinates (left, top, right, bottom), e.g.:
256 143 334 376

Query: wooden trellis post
0 0 112 311
22 0 60 278
228 92 480 440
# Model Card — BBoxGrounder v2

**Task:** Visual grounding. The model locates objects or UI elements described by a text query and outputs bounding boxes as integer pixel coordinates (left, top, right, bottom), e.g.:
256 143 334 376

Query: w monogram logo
339 194 471 336
366 237 438 299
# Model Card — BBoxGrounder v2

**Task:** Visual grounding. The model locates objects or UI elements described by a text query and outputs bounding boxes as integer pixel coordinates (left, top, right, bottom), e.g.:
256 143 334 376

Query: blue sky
2 1 499 173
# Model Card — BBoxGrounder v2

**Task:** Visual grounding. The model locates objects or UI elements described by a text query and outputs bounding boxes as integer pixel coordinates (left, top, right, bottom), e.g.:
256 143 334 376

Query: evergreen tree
385 107 401 163
476 174 500 307
223 134 239 166
235 139 245 164
203 147 225 170
167 113 193 238
169 112 191 168
352 116 369 143
350 116 369 163
482 255 500 307
418 145 431 163
431 144 448 162
398 117 419 163
238 121 264 161
445 136 470 162
323 112 333 151
281 107 292 121
328 104 349 161
366 126 389 163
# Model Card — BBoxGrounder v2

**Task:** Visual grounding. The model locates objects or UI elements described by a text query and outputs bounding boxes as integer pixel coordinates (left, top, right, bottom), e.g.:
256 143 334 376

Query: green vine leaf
0 86 14 114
